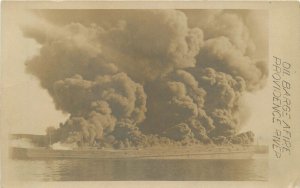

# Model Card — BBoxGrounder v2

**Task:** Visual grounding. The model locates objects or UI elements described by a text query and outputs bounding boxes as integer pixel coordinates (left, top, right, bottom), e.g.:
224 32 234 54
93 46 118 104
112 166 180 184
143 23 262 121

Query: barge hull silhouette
11 146 255 160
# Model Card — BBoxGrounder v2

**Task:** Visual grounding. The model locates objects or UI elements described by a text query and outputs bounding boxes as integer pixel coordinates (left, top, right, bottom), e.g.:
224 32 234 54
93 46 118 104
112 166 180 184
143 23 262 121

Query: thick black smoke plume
23 10 268 148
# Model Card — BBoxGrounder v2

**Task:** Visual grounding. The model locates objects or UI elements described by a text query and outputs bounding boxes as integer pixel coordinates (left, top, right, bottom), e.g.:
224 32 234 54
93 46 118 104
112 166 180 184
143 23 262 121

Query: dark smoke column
23 9 267 147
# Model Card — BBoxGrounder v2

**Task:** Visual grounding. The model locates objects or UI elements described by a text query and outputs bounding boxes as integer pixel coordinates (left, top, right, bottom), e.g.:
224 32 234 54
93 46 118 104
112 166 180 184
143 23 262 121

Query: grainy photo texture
6 9 269 181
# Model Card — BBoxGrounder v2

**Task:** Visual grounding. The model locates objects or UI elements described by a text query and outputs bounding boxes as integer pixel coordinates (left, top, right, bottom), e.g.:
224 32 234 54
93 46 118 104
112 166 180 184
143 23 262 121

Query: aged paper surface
1 1 299 188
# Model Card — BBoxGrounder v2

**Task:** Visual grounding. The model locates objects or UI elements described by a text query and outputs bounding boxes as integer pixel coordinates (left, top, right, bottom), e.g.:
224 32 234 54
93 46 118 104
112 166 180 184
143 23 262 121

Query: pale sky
1 8 271 143
1 9 68 135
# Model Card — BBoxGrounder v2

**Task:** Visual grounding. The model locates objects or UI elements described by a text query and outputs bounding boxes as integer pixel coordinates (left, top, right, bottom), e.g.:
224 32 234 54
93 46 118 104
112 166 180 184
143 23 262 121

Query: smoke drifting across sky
22 10 268 147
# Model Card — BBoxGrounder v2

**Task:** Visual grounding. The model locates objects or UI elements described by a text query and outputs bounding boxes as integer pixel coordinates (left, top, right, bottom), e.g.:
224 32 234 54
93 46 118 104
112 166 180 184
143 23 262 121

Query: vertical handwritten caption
272 56 292 158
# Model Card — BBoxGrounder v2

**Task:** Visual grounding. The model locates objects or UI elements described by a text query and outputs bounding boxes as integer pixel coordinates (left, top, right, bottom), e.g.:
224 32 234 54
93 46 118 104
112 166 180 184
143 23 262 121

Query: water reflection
11 157 268 181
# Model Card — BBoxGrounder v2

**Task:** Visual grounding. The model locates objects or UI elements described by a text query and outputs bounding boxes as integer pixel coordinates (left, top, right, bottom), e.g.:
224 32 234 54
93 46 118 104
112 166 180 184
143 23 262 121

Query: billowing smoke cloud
100 10 204 82
141 70 214 144
23 9 268 147
196 37 267 91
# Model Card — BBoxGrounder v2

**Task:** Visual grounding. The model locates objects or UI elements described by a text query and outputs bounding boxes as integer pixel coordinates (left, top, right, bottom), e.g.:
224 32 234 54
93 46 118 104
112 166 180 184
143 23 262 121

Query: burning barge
11 145 256 160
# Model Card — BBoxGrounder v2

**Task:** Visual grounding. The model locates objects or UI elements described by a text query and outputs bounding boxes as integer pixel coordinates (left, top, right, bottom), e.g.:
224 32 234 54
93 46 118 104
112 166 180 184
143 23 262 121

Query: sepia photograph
1 1 299 188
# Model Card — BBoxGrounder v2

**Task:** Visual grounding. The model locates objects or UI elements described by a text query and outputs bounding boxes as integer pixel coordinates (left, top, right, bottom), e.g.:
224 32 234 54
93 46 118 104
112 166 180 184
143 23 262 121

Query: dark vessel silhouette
11 145 256 160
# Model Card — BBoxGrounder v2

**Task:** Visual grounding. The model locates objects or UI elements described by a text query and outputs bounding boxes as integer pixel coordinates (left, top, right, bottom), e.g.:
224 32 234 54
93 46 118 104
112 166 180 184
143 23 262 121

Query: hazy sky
1 8 270 143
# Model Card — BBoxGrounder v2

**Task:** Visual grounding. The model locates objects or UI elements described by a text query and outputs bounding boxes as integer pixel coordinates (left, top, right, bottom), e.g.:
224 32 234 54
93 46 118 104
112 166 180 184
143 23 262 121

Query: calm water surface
10 155 268 181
